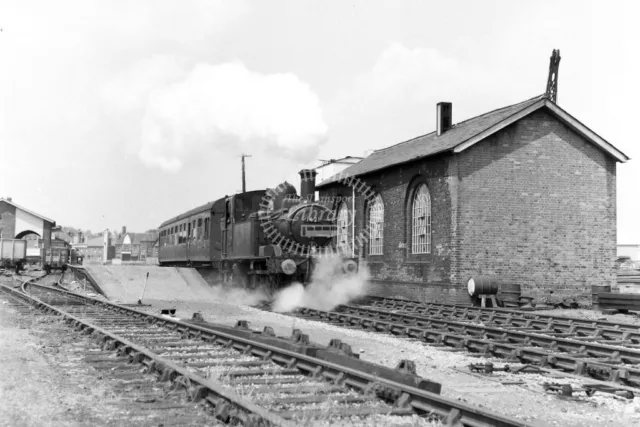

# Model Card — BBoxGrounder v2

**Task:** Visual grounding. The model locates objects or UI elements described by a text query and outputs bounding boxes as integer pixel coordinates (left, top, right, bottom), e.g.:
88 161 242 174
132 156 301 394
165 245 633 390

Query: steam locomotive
158 169 358 290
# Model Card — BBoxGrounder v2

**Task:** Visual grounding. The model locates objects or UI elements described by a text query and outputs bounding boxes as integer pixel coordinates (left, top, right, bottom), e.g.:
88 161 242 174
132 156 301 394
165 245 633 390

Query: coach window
336 202 351 256
411 184 431 254
369 195 384 255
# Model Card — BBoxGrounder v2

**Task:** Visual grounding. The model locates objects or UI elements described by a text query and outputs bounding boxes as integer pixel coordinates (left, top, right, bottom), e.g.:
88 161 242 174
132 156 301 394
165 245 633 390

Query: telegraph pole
240 153 252 193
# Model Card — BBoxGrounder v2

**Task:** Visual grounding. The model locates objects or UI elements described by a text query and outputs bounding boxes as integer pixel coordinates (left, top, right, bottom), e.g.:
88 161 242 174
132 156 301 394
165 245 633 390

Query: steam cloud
136 62 328 172
271 256 371 312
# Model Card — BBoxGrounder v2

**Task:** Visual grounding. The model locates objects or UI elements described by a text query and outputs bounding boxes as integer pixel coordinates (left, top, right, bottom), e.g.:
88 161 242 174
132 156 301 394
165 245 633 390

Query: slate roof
317 95 629 187
0 198 55 224
85 236 105 247
116 232 159 245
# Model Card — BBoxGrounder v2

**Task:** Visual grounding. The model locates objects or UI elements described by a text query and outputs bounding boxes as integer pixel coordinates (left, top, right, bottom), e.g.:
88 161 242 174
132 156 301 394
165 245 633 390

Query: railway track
365 295 640 337
0 277 532 427
264 299 640 398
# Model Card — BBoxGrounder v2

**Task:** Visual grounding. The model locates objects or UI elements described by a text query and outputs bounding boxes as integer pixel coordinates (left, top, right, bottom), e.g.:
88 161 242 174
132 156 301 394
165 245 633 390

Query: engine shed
317 95 629 303
0 197 55 253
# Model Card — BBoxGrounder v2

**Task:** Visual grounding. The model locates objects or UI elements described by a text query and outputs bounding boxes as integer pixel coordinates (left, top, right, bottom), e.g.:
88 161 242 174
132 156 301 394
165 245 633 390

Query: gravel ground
0 291 117 426
130 288 640 427
10 270 640 426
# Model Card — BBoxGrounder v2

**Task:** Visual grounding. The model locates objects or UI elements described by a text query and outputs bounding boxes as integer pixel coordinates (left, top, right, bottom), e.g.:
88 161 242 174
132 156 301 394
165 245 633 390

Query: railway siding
287 302 640 397
1 279 533 427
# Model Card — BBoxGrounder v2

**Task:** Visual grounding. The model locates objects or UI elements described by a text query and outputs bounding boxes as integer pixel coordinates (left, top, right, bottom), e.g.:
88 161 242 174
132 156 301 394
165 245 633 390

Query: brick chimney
436 102 452 136
122 226 127 236
7 197 12 202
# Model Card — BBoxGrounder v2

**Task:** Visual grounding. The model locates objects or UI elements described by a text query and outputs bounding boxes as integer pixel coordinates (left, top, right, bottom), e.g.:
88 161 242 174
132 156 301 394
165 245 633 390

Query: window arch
369 195 384 255
411 184 431 254
336 202 351 256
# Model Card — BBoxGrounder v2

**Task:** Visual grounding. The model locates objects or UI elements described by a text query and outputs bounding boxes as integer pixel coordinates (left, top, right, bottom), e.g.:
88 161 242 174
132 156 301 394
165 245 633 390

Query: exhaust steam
271 256 370 312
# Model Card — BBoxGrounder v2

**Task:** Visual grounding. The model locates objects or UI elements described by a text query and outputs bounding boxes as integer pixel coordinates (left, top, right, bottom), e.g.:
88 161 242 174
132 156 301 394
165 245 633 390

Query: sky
1 0 638 242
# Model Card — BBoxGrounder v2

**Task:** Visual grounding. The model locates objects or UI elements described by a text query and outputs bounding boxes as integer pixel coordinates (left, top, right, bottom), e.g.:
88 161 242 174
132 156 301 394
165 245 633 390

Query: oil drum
467 276 499 297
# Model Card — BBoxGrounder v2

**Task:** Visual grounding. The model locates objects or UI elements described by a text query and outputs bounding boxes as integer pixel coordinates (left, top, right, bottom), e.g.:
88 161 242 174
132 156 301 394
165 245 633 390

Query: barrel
500 283 522 308
591 284 611 308
467 276 499 297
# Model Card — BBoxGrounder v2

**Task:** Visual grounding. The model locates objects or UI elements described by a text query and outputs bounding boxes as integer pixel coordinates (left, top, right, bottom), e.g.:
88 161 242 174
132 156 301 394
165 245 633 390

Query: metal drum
467 276 499 297
500 283 522 308
591 284 611 309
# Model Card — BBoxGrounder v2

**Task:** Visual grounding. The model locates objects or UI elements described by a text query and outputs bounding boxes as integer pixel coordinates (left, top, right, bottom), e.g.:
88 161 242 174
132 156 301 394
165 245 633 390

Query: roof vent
6 197 12 202
436 102 452 136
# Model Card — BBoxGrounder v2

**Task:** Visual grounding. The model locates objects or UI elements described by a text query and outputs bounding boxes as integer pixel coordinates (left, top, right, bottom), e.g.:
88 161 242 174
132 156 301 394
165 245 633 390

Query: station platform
81 264 213 304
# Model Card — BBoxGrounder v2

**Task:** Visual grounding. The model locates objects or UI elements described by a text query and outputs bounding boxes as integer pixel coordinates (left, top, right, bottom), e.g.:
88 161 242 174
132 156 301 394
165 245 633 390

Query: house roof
0 198 55 224
72 236 104 248
53 231 72 242
86 236 105 247
116 232 159 245
317 95 630 187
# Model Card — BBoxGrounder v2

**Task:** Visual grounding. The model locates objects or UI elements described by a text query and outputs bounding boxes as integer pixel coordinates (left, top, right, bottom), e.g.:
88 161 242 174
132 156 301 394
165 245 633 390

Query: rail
287 303 640 397
3 281 532 427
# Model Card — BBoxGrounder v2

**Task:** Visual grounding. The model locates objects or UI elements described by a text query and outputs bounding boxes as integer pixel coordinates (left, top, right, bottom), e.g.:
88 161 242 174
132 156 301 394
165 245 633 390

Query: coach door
221 197 233 258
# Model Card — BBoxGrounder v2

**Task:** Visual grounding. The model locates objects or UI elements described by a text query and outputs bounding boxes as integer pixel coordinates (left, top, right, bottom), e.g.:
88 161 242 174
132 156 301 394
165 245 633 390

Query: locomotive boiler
158 169 358 291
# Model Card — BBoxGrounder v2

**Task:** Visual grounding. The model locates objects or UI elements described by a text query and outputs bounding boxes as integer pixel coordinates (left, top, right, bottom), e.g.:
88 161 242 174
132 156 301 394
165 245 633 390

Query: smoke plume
135 61 328 172
271 256 370 312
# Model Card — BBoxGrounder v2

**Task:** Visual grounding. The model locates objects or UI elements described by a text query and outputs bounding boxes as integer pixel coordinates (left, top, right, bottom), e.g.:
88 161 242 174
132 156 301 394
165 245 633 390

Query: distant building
73 236 111 262
52 229 72 243
0 198 55 254
114 227 158 261
315 156 363 184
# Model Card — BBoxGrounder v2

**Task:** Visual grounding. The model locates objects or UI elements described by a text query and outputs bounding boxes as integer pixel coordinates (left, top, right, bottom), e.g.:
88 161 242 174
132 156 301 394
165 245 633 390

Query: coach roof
159 200 218 228
317 95 629 187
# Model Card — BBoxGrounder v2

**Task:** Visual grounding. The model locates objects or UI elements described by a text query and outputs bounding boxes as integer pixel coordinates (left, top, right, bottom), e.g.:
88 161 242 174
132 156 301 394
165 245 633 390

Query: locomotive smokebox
299 169 318 202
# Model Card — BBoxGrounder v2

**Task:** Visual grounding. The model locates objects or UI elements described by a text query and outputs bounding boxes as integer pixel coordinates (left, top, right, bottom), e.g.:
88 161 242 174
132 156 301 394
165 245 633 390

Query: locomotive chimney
299 169 318 202
436 102 452 136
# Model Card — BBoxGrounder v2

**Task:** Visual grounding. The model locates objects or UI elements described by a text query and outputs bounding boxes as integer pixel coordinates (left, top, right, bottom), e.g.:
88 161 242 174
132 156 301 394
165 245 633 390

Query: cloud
131 62 328 172
351 43 463 102
322 43 529 158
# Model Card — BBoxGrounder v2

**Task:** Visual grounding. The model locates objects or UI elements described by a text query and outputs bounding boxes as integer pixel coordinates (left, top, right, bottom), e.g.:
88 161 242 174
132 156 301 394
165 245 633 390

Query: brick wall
456 109 617 299
319 154 460 302
319 108 618 303
0 202 16 238
42 221 52 249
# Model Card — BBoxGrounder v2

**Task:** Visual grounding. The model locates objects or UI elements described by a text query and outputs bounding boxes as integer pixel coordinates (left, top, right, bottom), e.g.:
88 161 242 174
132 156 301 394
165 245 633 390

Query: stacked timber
618 270 640 293
591 285 611 309
500 283 522 308
597 292 640 312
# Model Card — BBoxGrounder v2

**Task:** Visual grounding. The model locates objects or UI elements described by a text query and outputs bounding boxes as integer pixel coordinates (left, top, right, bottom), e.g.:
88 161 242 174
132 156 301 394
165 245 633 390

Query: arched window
411 184 431 254
336 202 351 256
369 195 384 255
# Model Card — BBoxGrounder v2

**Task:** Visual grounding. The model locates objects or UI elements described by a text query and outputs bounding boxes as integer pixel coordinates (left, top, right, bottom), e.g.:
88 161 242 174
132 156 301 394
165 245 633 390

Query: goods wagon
0 239 27 273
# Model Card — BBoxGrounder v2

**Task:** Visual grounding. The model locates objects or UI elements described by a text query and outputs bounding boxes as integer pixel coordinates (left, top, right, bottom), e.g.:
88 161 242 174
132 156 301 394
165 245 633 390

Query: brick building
0 198 55 256
73 236 110 263
115 228 158 261
317 95 629 302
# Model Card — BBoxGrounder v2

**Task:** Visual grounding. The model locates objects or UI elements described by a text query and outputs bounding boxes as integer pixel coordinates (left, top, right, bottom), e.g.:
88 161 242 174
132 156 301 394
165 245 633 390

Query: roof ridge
371 94 546 155
0 198 55 224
